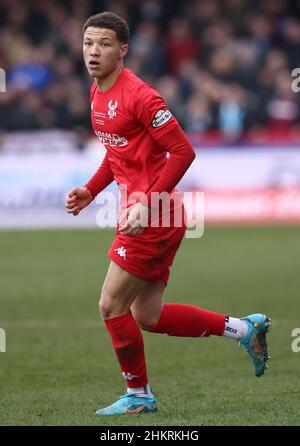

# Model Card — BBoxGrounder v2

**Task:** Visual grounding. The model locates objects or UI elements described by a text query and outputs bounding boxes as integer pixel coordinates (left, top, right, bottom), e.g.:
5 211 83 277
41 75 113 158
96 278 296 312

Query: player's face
83 27 128 79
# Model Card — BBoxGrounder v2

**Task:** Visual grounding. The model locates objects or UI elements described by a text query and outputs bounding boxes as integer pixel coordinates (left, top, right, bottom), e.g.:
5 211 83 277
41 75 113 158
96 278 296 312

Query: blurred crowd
1 0 300 141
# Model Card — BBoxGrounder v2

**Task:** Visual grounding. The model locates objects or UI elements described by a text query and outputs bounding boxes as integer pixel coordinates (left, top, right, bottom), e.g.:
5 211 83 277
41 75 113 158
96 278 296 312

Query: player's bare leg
99 260 148 319
131 280 165 332
96 261 158 416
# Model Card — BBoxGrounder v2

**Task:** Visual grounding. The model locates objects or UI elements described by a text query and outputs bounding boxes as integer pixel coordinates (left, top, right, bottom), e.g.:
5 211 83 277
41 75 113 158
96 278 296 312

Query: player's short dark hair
82 12 129 44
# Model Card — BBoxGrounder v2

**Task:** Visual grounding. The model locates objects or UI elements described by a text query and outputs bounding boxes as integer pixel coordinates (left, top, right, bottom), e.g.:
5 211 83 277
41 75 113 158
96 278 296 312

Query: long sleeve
131 84 195 204
145 125 195 202
84 153 115 198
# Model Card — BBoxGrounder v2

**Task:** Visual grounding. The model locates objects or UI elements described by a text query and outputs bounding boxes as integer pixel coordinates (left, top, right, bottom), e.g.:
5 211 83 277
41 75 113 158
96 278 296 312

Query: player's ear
119 44 128 59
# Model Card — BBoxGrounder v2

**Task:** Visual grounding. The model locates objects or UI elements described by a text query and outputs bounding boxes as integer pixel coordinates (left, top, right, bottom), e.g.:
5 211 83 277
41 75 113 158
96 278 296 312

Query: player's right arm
66 152 114 216
65 186 93 216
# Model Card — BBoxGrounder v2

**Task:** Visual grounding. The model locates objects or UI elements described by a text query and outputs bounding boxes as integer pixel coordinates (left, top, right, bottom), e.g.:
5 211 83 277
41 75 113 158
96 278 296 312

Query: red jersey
86 68 195 207
85 69 195 284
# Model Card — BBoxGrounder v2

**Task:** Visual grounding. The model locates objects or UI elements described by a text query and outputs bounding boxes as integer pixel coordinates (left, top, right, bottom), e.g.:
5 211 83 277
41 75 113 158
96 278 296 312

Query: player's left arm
145 125 195 200
119 85 195 235
135 84 195 200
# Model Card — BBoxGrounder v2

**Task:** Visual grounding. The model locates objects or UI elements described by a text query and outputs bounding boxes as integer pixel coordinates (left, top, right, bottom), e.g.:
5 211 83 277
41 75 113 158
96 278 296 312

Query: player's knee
99 297 116 320
99 289 112 319
99 287 124 319
99 300 111 319
133 313 159 332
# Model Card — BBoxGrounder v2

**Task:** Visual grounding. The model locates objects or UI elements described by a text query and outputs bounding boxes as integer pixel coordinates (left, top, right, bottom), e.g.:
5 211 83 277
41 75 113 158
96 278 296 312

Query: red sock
150 303 225 337
104 311 148 389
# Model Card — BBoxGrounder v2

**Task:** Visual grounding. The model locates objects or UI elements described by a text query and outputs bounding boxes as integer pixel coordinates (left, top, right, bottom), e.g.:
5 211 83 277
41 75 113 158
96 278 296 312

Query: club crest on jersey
108 100 118 119
152 109 172 128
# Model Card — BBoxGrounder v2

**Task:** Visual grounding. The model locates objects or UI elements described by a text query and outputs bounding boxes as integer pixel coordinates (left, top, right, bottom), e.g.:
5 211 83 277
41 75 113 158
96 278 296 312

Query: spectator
266 69 299 130
0 0 299 140
165 17 200 74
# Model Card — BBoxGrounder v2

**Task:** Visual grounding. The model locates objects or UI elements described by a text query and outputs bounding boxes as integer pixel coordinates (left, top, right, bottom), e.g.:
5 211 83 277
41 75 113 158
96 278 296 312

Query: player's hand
65 187 93 216
118 202 149 236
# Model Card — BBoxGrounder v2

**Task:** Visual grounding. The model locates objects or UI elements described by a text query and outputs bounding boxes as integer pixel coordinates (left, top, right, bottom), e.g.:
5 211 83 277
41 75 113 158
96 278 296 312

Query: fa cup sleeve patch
151 109 172 128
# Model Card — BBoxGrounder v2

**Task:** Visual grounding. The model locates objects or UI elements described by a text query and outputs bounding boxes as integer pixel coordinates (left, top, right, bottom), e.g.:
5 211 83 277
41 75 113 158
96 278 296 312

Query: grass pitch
0 226 299 426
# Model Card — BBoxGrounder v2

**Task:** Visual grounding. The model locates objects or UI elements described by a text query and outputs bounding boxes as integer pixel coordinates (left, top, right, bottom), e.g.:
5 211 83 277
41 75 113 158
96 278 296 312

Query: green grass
0 227 299 426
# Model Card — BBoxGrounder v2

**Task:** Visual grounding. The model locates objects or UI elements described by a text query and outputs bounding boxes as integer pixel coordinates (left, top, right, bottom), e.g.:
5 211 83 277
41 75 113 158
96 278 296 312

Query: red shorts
109 222 186 285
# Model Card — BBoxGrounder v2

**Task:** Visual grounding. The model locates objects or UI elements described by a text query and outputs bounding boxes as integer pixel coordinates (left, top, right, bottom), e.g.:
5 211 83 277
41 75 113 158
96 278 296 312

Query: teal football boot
239 313 271 377
95 393 158 416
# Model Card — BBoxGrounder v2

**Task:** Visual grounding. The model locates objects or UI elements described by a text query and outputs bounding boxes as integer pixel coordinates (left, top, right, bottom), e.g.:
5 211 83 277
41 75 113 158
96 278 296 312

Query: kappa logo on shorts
114 246 126 260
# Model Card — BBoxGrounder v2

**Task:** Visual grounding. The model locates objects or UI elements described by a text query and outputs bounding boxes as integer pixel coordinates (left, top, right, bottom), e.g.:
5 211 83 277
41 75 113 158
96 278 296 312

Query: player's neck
95 63 124 93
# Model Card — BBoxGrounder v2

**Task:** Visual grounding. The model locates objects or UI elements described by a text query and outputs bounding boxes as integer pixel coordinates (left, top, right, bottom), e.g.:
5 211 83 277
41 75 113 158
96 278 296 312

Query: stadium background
0 0 300 426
